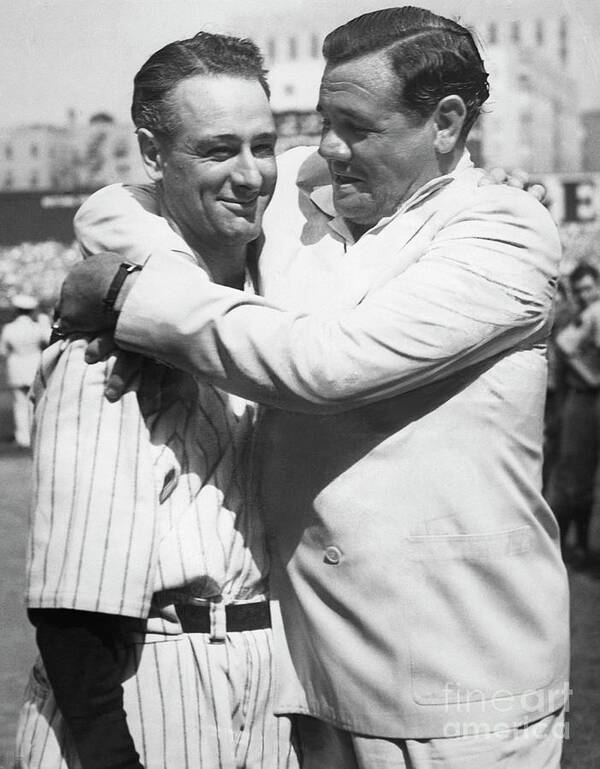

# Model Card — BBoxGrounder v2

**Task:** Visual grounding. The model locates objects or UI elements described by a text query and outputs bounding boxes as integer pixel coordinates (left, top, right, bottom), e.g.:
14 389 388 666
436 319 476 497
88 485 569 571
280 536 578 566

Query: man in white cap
0 294 48 447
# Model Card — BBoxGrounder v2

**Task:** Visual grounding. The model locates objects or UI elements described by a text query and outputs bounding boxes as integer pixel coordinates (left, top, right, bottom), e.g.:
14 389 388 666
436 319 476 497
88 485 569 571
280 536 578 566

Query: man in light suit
60 7 569 768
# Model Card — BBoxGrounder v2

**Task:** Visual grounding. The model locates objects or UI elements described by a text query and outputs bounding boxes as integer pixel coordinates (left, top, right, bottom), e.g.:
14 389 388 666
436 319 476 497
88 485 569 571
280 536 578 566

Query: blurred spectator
0 295 49 447
558 221 600 275
542 279 573 495
0 241 80 310
35 309 52 340
549 263 600 565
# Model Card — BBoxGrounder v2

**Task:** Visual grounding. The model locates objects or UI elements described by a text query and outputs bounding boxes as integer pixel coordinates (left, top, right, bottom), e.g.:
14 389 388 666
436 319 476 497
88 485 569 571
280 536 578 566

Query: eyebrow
193 131 277 144
253 131 278 142
183 131 277 156
316 103 374 123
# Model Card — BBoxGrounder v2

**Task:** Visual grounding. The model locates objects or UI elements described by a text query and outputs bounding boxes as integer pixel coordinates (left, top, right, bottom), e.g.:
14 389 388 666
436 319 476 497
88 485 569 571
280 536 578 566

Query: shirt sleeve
115 186 560 414
27 339 162 616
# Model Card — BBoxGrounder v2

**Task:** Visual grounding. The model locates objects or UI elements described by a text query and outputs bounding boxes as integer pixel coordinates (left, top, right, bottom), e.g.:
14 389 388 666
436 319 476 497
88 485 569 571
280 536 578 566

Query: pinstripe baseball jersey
18 188 299 769
25 336 270 632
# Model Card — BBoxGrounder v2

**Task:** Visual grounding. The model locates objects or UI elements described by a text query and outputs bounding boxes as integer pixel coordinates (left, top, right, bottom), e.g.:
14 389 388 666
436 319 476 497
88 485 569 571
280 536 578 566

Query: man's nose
318 127 351 162
231 149 262 190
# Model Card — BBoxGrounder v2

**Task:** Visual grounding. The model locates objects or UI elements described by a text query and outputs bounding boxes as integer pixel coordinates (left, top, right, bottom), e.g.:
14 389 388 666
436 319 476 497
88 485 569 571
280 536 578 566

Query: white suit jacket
76 148 568 737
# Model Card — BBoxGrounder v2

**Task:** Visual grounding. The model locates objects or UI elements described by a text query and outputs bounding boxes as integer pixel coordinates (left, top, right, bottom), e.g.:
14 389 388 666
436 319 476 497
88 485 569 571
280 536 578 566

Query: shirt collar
308 150 474 238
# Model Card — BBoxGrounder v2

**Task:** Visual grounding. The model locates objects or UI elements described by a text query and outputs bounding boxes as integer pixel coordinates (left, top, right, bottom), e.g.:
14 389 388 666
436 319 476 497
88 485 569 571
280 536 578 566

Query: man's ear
432 95 467 154
137 128 164 181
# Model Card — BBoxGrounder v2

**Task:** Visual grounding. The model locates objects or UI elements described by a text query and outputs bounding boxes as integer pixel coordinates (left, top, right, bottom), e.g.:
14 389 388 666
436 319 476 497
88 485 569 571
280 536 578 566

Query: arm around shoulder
114 187 560 413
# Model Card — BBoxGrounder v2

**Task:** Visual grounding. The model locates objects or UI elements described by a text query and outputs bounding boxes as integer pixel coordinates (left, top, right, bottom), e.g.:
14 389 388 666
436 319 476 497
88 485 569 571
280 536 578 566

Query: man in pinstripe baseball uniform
16 32 297 769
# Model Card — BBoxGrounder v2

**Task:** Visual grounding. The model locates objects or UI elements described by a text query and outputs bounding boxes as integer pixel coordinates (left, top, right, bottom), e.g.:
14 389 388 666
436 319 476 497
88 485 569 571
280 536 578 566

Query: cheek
174 160 223 193
379 148 420 187
358 140 403 187
370 161 405 197
260 160 278 193
164 165 199 203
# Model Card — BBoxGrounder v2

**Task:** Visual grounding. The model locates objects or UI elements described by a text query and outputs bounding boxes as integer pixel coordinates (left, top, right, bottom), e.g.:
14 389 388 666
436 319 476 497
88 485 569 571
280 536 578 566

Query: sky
2 0 600 129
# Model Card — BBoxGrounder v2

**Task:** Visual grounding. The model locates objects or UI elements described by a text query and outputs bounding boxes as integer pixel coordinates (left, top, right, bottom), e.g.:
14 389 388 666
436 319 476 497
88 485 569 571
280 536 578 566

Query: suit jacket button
324 546 342 565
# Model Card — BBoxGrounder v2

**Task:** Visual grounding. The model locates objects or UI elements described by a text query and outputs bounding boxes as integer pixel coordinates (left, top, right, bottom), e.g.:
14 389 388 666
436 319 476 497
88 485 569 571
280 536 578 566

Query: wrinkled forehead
169 73 274 136
321 49 398 91
319 51 401 111
173 73 269 114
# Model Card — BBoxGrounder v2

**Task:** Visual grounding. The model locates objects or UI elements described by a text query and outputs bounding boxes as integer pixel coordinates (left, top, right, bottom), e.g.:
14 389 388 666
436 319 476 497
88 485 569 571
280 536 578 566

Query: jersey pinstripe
26 337 269 627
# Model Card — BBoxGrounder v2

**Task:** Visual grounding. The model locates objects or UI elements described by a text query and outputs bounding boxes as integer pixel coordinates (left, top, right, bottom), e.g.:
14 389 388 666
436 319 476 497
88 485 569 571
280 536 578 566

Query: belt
175 601 271 634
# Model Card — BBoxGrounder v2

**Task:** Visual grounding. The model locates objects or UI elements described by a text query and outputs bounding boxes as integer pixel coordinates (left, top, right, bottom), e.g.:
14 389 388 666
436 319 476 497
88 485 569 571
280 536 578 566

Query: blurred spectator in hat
550 263 600 565
0 294 49 447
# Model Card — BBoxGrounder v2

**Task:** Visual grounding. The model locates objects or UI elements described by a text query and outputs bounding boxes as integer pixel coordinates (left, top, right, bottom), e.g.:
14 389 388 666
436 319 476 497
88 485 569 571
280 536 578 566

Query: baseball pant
294 708 565 769
12 386 32 448
16 629 298 769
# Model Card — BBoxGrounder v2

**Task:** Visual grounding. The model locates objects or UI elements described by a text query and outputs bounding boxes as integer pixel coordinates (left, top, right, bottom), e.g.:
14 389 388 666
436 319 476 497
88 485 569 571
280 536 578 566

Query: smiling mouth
221 198 258 208
332 171 364 186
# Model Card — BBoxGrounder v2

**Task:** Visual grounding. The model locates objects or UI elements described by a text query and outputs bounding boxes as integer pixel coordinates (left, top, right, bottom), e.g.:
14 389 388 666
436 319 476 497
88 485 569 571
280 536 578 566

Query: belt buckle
209 600 226 643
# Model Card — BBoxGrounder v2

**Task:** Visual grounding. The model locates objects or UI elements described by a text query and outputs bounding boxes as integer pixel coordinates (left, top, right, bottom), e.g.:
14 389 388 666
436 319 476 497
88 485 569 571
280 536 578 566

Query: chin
337 207 377 227
221 224 261 245
333 194 376 224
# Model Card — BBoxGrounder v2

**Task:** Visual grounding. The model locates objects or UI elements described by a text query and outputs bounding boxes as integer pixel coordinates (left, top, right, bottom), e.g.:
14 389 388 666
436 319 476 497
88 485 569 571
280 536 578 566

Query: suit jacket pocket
405 525 565 706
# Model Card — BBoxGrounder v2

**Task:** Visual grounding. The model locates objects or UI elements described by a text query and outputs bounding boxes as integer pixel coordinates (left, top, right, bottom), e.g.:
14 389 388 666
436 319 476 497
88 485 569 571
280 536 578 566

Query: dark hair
131 31 270 140
322 6 489 139
570 262 600 286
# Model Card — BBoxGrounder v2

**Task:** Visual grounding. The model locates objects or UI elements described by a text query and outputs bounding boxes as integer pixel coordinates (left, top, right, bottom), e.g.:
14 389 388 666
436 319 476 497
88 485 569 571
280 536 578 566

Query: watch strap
102 262 143 315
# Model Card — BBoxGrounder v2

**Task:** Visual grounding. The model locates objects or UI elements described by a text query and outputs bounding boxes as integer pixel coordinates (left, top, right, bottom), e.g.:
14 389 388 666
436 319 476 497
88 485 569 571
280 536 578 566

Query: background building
0 112 144 192
480 16 581 173
0 125 65 191
582 111 600 173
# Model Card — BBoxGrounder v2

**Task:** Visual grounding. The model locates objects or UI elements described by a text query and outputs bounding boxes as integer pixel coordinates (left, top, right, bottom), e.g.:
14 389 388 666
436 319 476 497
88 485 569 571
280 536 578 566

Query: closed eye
340 119 370 135
206 145 235 160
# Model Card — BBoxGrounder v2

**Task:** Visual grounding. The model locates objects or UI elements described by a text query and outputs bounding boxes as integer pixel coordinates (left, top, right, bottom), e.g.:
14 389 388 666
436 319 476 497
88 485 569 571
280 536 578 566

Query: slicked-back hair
131 31 270 142
322 6 489 139
570 262 600 287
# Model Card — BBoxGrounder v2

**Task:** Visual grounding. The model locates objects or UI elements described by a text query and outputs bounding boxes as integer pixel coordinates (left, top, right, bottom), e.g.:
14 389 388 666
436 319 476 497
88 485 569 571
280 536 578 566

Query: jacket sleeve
115 187 560 414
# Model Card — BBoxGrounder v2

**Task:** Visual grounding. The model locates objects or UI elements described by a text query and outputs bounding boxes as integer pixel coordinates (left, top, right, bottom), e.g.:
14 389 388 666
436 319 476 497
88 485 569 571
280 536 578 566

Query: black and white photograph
1 0 599 767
